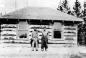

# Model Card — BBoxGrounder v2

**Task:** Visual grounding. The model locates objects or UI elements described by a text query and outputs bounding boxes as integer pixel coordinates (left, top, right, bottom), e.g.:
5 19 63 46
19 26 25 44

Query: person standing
41 28 48 51
31 29 39 51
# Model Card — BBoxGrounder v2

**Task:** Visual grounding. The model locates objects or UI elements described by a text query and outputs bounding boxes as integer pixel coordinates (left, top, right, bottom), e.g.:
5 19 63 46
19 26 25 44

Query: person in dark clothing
41 28 48 51
41 34 48 51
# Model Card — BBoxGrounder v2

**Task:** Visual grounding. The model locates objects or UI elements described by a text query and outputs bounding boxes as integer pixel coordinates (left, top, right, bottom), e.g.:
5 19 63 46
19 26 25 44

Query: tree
62 0 69 10
57 0 72 15
73 0 81 17
57 5 63 11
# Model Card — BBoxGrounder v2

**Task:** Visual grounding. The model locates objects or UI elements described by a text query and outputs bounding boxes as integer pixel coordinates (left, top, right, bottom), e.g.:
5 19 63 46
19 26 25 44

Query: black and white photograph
0 0 86 58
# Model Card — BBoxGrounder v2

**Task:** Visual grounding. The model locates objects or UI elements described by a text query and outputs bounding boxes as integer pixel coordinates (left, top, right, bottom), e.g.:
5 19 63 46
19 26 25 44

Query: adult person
41 28 48 51
31 29 39 51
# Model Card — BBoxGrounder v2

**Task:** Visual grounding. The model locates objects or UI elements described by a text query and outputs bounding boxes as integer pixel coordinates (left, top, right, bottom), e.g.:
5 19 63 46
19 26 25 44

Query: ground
0 43 86 58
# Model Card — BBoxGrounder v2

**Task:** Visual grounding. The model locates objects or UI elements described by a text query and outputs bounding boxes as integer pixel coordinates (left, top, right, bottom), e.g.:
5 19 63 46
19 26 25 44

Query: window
18 30 28 39
54 31 61 38
19 33 27 38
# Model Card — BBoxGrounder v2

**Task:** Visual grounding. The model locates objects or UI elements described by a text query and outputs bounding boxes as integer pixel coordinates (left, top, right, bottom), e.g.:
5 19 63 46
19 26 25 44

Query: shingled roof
2 7 83 21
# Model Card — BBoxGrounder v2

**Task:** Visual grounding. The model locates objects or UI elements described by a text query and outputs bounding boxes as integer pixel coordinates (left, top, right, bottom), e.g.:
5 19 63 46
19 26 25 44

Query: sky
0 0 85 14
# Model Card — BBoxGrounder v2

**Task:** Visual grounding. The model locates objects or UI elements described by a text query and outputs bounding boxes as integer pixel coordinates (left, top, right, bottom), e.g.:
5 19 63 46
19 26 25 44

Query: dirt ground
0 43 86 58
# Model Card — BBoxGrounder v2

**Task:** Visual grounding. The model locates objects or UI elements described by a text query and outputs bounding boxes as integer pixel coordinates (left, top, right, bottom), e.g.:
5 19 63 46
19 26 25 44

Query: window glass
18 30 27 38
54 31 61 38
